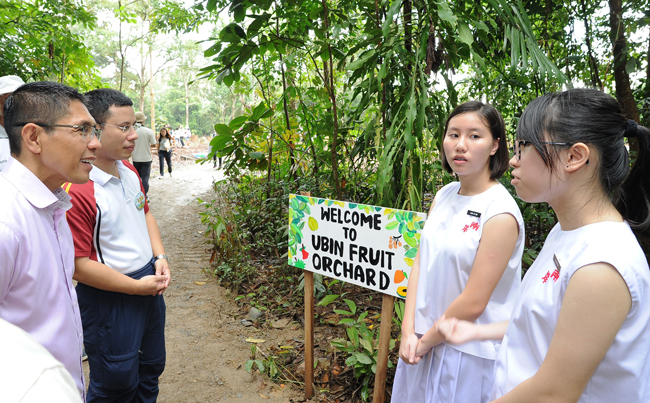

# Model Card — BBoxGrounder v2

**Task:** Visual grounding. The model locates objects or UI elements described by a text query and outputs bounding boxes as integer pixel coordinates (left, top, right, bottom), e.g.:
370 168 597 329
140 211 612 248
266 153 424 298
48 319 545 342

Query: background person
132 111 156 199
438 89 650 403
392 101 524 402
157 127 173 178
66 88 170 402
0 75 25 171
183 126 190 146
208 131 221 168
0 81 102 400
175 125 184 147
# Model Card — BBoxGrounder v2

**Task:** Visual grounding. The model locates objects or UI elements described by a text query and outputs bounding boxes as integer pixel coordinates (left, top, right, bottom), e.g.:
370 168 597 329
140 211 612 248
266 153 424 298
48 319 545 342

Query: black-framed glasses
13 122 101 141
99 122 136 133
512 140 573 160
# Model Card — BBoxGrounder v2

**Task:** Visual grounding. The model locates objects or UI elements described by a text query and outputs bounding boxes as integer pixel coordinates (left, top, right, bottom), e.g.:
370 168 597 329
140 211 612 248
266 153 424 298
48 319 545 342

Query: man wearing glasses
0 81 102 400
64 88 170 403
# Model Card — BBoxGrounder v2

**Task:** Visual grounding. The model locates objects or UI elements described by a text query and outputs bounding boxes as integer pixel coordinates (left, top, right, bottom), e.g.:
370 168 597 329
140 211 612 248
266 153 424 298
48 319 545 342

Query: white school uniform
493 221 650 402
392 182 524 402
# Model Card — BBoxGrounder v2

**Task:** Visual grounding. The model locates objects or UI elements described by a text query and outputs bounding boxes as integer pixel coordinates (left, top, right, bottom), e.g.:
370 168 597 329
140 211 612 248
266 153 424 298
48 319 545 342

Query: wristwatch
154 254 168 262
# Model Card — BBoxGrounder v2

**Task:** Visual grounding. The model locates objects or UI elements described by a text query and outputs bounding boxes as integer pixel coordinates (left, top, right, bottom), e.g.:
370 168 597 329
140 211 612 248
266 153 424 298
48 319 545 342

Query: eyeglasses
512 140 573 160
99 122 136 133
13 122 102 141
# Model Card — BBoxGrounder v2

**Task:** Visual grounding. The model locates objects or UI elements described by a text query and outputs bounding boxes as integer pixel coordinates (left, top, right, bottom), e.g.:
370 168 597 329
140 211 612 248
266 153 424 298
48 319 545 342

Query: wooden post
372 294 395 403
304 270 315 399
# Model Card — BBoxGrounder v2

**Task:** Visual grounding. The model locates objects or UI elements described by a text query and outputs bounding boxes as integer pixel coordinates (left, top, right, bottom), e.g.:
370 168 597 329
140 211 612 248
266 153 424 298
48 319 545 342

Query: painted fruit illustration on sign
394 270 407 284
383 208 425 298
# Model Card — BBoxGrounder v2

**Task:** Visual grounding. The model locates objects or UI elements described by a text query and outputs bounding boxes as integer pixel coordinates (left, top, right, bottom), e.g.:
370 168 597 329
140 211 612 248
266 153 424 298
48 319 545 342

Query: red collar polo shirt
65 160 153 273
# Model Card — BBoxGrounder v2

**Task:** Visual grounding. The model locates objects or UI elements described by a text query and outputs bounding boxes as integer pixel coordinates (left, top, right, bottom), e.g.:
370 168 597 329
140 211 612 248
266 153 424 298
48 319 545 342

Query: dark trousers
158 150 172 176
212 153 222 168
133 161 152 195
77 259 166 403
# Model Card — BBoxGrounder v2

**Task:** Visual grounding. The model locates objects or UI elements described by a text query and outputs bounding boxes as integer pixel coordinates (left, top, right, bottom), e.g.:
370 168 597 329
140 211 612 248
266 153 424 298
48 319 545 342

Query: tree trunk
118 0 125 91
139 28 146 111
580 0 603 90
322 0 342 199
608 0 639 121
279 49 296 179
184 75 190 128
60 50 66 83
149 41 155 131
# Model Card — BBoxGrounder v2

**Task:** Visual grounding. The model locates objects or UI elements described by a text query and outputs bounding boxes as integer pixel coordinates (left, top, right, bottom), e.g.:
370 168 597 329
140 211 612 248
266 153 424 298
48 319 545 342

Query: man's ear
565 142 591 172
20 124 44 155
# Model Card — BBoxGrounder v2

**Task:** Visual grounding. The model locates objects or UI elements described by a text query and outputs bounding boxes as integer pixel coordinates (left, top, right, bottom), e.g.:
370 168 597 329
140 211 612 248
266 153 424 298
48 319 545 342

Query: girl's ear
565 142 591 172
490 137 500 156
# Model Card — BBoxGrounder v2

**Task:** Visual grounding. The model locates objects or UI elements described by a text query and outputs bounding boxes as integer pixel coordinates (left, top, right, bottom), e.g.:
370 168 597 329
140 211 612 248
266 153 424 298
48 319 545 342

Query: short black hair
441 100 509 180
4 81 83 156
82 88 133 124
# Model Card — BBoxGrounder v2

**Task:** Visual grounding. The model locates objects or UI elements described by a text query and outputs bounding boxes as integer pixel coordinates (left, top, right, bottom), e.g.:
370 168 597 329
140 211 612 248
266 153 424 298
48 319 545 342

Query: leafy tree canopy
0 0 102 90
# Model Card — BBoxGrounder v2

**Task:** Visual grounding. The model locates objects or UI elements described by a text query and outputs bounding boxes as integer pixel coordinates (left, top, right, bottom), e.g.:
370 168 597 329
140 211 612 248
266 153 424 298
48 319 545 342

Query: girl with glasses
392 101 525 402
438 89 650 402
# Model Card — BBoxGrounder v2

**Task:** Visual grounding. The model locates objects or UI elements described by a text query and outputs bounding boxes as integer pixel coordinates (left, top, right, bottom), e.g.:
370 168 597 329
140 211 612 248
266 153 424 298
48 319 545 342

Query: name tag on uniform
467 210 481 218
135 191 145 210
553 254 561 272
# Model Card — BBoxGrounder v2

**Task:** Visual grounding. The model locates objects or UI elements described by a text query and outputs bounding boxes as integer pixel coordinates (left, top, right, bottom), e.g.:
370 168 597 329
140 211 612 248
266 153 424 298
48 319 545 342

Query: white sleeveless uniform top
414 182 525 360
493 221 650 402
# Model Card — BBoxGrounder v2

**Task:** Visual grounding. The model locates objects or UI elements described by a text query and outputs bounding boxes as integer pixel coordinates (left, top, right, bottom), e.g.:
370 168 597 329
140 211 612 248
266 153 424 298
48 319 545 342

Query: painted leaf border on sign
288 194 426 299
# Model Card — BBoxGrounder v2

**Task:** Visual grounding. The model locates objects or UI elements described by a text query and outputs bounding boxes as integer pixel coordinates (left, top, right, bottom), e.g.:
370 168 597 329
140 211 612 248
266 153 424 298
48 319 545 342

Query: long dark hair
159 127 171 142
517 88 650 254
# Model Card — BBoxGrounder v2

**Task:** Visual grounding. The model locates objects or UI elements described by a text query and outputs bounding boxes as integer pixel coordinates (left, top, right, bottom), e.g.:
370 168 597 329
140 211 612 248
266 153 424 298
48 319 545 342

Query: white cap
0 75 25 96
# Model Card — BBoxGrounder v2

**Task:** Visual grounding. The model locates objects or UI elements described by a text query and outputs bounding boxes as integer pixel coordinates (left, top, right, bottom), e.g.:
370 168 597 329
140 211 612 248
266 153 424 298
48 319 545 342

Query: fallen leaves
272 318 291 328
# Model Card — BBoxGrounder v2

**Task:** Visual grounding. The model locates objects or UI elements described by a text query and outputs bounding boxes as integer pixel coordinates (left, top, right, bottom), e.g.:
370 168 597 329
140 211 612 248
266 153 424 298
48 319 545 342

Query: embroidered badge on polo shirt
135 191 145 210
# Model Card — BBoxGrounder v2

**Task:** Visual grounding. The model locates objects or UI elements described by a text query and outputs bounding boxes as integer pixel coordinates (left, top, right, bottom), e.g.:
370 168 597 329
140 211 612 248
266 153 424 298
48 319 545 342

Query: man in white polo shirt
0 75 25 171
65 88 170 403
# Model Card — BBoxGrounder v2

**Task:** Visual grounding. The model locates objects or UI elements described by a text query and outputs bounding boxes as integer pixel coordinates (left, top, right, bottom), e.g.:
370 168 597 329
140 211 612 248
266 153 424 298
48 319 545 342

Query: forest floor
82 141 306 402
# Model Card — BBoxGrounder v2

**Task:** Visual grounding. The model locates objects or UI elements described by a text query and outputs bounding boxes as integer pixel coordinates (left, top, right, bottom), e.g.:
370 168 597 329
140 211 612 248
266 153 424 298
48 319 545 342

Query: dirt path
83 149 304 402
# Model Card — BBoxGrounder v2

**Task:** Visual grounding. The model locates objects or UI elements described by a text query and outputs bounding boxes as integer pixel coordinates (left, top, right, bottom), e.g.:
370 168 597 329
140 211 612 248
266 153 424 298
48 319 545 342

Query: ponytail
616 121 650 256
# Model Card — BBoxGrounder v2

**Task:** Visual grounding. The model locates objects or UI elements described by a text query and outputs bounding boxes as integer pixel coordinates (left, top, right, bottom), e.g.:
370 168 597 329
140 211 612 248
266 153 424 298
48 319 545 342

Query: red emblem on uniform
550 269 560 282
462 224 469 232
470 222 480 231
542 271 550 283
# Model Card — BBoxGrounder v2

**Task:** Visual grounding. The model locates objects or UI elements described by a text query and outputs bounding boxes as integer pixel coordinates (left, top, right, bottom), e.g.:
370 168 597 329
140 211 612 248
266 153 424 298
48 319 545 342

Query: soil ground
82 141 305 402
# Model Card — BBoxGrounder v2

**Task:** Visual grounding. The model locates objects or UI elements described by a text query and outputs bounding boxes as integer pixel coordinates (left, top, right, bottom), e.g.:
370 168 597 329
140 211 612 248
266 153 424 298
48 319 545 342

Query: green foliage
327 296 396 402
245 344 265 374
0 0 101 88
198 185 255 290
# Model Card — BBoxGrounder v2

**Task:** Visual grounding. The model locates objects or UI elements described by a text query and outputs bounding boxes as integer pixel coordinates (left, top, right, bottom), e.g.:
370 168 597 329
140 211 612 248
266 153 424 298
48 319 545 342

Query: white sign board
288 195 427 299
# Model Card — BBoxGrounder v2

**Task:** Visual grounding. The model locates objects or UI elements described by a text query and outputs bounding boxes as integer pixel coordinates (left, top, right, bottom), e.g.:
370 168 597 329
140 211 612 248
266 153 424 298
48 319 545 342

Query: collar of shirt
89 160 127 185
0 125 7 139
2 157 72 212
